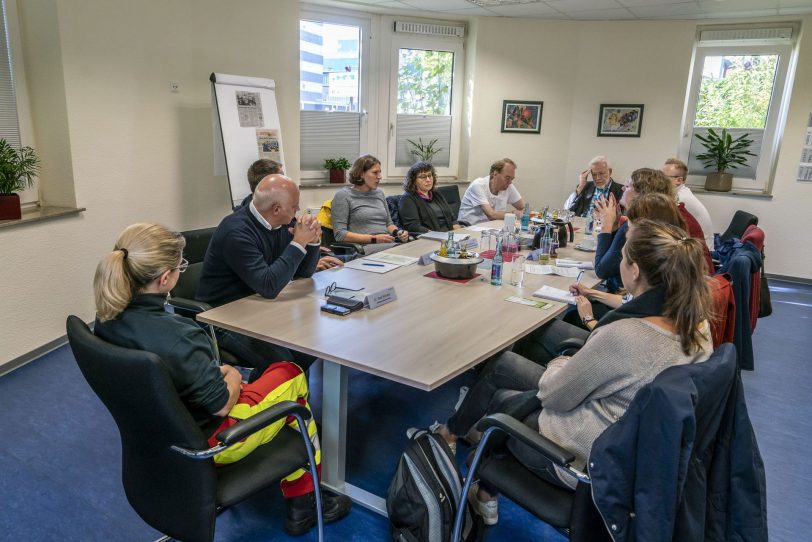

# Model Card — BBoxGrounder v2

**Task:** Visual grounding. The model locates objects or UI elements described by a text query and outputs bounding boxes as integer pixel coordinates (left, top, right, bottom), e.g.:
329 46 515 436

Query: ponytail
93 223 185 321
626 220 712 354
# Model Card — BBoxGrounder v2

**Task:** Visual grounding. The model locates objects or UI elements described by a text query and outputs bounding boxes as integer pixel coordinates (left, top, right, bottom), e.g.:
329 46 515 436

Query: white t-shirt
677 184 714 249
458 176 522 225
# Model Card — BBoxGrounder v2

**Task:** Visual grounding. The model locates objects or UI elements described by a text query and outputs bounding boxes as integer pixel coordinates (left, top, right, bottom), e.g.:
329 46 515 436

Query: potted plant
694 128 755 192
0 139 40 220
407 138 442 163
324 157 351 184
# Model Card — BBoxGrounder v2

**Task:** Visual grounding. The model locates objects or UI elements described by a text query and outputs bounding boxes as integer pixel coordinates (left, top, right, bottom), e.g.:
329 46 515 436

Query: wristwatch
370 235 377 244
581 315 596 326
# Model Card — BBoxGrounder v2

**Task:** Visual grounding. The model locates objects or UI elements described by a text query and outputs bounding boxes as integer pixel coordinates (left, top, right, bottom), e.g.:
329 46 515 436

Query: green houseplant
324 157 351 184
406 138 442 163
694 128 755 192
0 139 40 220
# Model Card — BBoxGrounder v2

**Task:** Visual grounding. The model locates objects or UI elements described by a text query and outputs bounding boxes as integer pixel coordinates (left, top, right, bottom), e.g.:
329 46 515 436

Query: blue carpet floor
0 279 809 541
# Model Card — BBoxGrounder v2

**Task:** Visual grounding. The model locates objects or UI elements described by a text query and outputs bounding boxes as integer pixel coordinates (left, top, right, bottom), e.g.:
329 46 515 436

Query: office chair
720 210 758 243
435 184 463 221
454 344 753 542
386 194 403 229
65 316 323 542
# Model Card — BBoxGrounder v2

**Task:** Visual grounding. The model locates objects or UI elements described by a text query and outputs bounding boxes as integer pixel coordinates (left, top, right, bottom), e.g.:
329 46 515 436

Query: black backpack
387 429 483 542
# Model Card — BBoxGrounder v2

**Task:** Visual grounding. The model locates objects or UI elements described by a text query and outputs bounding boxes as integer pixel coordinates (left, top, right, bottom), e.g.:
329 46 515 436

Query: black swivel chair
66 316 323 542
454 344 745 542
720 210 758 243
435 184 463 222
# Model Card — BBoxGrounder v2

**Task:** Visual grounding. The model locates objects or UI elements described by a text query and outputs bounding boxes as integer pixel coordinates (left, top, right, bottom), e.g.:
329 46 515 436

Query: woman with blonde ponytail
92 223 350 535
433 219 713 516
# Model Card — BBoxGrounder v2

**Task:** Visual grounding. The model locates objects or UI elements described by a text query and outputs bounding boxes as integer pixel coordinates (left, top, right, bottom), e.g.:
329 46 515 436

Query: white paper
505 296 553 309
364 252 419 266
555 259 595 270
419 231 470 242
465 225 493 232
532 285 577 305
344 259 400 274
525 265 580 278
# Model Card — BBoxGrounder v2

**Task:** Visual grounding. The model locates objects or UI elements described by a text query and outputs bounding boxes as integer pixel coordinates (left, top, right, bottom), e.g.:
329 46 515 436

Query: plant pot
329 169 346 184
705 172 733 192
0 193 22 220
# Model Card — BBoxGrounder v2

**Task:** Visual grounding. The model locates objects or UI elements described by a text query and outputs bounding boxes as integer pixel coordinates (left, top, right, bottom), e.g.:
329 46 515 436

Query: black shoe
285 489 352 536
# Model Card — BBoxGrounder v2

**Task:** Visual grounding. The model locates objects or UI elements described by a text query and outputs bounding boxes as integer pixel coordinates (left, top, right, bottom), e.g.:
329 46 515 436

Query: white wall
2 4 810 369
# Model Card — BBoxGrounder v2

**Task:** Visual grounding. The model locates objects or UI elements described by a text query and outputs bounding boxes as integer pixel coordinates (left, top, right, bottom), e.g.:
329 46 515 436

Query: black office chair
65 316 323 542
435 184 463 222
454 344 746 542
386 194 403 229
720 210 758 243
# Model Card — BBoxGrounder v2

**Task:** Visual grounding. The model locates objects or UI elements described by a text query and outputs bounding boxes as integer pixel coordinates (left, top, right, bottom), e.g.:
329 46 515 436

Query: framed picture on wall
501 100 543 134
597 104 644 137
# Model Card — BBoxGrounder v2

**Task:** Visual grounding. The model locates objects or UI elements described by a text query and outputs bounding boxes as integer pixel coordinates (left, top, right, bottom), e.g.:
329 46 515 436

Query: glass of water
480 230 493 253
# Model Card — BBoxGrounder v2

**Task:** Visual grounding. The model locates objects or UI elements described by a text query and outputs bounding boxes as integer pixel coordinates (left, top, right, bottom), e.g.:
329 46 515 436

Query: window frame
385 34 464 180
679 24 799 194
298 8 373 183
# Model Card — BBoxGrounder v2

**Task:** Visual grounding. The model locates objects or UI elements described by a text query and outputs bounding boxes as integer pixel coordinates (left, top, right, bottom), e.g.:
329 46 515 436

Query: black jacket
589 343 767 541
398 190 459 234
567 179 624 217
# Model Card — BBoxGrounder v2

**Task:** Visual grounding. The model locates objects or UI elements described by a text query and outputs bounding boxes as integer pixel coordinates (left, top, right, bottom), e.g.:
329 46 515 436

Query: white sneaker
468 485 498 526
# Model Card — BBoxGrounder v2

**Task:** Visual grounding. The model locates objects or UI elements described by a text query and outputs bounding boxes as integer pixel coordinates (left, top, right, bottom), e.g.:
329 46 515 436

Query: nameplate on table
364 287 397 309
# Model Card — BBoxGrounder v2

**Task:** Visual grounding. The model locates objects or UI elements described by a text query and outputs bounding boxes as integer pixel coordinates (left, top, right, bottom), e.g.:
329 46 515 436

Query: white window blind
0 0 21 149
300 111 361 171
394 114 451 168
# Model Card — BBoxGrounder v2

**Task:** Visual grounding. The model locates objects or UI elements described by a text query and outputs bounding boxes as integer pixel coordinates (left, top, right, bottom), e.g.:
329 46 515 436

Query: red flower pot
0 193 22 220
329 169 346 184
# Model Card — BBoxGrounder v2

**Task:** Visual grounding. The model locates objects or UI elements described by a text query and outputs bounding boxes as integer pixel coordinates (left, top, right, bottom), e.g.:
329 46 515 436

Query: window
299 14 369 181
386 35 463 178
680 24 799 193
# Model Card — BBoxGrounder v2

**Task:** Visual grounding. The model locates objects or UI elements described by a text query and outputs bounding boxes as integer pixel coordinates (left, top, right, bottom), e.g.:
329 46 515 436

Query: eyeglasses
325 281 364 298
416 173 434 180
174 258 189 273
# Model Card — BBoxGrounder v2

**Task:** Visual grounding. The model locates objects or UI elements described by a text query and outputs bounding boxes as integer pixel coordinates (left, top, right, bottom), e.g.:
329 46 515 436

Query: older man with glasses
662 158 714 248
564 155 624 217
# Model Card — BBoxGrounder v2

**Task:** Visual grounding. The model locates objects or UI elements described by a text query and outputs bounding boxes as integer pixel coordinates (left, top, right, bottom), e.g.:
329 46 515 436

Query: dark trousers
513 318 590 364
215 328 316 382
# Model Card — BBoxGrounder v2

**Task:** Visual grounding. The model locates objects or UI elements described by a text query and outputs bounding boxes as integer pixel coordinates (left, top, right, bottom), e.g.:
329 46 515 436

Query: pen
362 262 385 267
576 270 584 284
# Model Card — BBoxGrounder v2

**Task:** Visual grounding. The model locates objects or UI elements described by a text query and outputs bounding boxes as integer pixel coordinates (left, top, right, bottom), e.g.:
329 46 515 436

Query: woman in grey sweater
331 154 409 254
435 219 713 524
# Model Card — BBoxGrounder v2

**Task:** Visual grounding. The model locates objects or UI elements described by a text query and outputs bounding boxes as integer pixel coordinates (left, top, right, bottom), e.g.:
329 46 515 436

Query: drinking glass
510 255 526 287
480 230 493 254
550 229 560 258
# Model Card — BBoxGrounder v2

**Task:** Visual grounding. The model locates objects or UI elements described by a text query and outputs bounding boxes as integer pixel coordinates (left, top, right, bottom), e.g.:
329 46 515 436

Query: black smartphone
326 295 364 311
321 303 351 316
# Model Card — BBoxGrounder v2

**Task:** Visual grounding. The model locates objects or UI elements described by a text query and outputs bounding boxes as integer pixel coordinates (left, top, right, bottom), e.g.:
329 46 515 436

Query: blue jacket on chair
588 344 767 542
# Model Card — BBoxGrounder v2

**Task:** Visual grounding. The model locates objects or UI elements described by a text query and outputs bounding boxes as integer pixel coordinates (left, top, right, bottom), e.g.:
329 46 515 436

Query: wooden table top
199 219 599 391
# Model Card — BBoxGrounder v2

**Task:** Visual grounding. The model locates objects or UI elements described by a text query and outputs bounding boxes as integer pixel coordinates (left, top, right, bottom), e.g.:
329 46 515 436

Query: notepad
364 253 419 266
419 231 470 242
525 265 580 278
344 259 399 273
532 285 577 305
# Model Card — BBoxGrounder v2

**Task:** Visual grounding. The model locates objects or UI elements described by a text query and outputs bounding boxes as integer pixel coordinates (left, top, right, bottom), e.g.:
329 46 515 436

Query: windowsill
688 185 773 199
299 178 467 190
0 204 86 229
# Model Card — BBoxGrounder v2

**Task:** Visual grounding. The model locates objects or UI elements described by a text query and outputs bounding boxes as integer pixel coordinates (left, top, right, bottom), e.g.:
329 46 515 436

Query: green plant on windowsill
324 157 351 184
694 128 755 192
0 139 40 220
407 138 442 163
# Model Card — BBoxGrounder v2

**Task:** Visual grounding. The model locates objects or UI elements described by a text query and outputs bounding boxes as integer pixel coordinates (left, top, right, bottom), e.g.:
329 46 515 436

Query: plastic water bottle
491 237 503 286
446 231 456 257
521 204 530 232
585 208 594 236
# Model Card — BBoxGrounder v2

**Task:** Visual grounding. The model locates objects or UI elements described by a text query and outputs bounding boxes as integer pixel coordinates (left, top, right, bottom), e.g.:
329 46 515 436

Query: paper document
419 231 470 242
555 259 595 270
465 225 493 232
344 259 399 274
364 253 419 266
505 296 552 309
525 265 580 278
532 285 577 305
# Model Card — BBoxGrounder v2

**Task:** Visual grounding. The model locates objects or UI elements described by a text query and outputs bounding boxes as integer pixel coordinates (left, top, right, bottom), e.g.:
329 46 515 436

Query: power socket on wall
170 81 180 93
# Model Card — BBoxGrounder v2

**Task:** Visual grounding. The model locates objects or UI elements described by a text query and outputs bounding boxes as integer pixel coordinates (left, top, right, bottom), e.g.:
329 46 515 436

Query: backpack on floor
387 429 483 542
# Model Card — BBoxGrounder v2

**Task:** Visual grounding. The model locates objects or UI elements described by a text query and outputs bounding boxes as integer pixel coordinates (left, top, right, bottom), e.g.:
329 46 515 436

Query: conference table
199 218 600 514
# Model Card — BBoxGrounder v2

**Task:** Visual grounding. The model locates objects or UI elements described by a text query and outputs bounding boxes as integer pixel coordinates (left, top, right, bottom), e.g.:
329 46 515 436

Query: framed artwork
597 104 644 137
501 100 543 134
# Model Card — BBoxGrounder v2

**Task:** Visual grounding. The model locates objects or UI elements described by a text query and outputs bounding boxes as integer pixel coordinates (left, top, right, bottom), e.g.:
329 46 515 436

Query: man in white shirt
458 158 525 225
662 158 715 248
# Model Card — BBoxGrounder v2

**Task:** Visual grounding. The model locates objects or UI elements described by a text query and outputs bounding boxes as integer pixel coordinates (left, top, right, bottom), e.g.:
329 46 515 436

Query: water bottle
521 204 530 232
491 237 503 286
585 206 594 236
446 231 456 257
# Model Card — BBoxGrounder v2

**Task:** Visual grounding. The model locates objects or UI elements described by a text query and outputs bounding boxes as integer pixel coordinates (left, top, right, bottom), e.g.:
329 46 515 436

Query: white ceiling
308 0 812 20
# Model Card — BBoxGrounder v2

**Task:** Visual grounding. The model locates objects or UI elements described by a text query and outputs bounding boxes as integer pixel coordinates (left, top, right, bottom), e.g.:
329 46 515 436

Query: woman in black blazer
398 161 461 234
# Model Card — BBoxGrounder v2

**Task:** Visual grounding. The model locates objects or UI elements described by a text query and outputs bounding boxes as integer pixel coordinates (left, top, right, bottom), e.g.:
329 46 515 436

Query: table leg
320 359 387 515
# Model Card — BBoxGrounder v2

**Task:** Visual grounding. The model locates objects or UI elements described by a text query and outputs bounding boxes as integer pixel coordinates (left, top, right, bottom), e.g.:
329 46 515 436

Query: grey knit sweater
538 318 711 486
331 186 393 241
